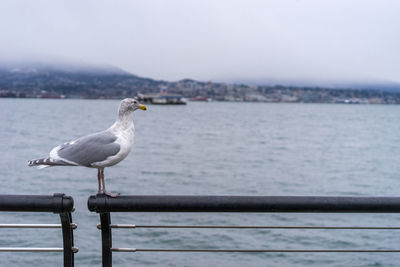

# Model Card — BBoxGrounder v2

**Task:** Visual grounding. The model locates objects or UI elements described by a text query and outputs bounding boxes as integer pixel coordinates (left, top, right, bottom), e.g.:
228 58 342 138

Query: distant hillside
1 61 400 104
0 61 165 98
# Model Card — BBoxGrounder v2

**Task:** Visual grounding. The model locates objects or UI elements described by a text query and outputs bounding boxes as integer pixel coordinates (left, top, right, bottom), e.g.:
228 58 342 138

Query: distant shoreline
1 95 399 105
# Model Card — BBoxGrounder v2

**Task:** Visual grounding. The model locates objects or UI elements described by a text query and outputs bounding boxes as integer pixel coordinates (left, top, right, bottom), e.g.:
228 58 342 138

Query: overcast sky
0 0 399 84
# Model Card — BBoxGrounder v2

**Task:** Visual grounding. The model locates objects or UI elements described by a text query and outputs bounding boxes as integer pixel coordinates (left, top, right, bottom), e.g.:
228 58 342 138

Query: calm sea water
1 99 400 266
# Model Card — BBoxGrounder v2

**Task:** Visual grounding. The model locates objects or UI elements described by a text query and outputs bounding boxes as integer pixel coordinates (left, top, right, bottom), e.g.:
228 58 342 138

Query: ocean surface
1 99 400 266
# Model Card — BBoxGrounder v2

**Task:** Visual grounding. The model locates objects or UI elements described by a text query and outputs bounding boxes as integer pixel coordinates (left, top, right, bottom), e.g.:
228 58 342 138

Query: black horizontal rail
0 193 76 267
87 194 400 213
88 194 400 267
0 193 74 213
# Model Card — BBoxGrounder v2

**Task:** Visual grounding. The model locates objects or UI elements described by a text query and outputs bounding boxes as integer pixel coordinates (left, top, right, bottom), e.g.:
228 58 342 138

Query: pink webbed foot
103 191 120 198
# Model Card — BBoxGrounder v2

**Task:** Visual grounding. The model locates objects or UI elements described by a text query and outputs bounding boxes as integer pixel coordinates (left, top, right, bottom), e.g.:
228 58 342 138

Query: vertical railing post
88 194 113 266
60 212 74 267
53 193 76 267
100 212 112 267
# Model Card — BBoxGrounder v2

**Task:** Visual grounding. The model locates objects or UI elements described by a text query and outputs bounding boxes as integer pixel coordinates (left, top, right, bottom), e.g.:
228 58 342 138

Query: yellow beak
138 104 147 110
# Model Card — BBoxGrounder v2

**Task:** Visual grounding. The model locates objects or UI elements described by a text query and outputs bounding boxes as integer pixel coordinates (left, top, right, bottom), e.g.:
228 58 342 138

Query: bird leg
97 169 102 193
100 168 119 197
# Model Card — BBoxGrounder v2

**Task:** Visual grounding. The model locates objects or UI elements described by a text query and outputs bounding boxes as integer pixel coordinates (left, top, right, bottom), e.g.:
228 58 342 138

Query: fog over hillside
1 60 400 92
0 59 129 75
1 60 400 104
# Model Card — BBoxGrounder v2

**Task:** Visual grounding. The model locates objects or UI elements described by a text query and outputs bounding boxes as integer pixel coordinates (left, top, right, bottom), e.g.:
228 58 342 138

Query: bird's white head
119 98 147 114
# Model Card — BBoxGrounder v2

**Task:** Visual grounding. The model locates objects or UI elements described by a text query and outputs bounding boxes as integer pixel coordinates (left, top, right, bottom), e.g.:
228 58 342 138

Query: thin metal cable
112 248 400 253
104 224 400 230
0 223 77 229
0 224 61 228
0 247 64 252
0 247 79 253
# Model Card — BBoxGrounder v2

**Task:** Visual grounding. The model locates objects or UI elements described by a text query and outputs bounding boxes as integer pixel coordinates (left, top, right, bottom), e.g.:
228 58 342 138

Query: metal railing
87 194 400 267
0 193 78 267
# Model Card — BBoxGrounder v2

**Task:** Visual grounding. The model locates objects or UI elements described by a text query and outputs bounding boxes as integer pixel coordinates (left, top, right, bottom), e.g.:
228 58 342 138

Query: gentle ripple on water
0 99 400 266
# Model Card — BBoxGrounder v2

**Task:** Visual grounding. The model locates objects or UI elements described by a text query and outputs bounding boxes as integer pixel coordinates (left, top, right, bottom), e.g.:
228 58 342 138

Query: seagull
28 98 147 197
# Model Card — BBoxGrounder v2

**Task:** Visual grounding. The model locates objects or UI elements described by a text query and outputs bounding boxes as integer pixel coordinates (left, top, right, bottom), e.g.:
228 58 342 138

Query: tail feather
28 157 71 168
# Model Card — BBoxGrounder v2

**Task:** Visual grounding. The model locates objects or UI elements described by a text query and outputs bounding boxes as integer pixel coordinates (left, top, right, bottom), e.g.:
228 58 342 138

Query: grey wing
54 131 121 167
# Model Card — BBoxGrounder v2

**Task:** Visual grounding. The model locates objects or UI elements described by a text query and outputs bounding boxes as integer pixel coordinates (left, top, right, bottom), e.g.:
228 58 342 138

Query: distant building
137 90 187 105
